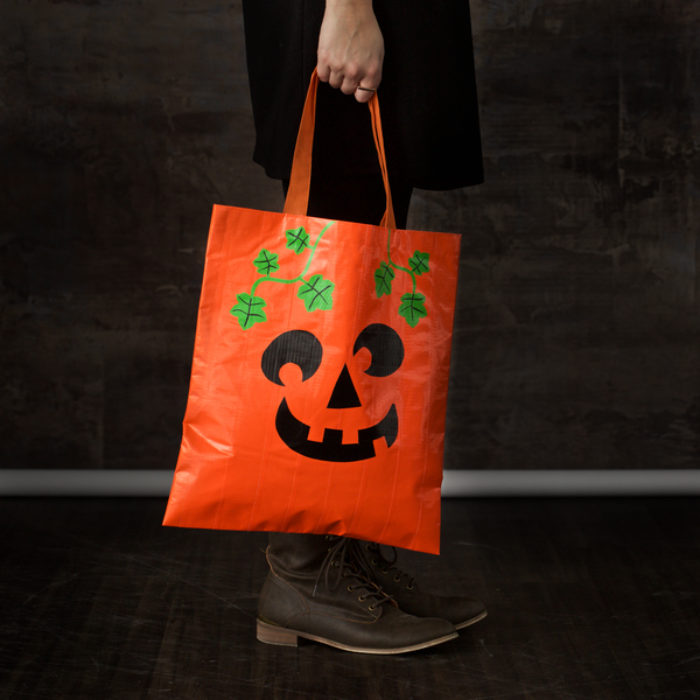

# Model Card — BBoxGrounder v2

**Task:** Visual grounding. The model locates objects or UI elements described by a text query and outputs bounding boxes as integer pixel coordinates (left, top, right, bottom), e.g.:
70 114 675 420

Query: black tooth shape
275 399 399 462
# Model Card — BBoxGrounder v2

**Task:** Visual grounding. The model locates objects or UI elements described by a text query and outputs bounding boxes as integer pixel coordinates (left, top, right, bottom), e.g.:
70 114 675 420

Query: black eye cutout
261 330 322 386
353 324 404 377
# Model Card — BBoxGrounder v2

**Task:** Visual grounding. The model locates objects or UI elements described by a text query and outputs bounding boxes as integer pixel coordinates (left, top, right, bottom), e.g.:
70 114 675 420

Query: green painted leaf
398 292 427 327
409 250 430 276
285 226 310 254
297 274 334 312
230 293 267 330
374 261 395 297
253 249 279 275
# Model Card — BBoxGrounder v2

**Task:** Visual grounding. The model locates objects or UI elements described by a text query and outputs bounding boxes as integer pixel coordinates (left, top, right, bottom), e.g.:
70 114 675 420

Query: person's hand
317 0 384 103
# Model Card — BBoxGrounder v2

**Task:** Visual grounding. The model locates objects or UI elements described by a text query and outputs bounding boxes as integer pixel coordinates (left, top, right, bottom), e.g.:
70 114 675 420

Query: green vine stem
372 228 431 327
250 221 335 296
386 228 417 294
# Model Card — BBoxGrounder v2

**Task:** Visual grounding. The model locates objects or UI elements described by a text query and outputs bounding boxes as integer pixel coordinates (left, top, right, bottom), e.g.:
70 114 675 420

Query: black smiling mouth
275 399 399 462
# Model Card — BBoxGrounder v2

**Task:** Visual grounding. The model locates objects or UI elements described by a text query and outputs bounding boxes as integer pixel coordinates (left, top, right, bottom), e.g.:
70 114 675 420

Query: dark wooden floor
1 497 699 699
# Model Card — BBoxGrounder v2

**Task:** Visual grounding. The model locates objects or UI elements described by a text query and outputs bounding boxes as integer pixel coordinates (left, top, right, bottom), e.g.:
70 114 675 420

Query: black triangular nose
327 364 361 408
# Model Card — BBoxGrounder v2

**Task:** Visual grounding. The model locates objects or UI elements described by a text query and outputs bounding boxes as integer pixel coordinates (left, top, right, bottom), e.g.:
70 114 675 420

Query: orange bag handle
284 69 397 230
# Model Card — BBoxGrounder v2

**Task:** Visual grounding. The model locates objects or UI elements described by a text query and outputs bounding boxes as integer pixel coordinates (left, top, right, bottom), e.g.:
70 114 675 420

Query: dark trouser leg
282 174 412 229
283 80 413 228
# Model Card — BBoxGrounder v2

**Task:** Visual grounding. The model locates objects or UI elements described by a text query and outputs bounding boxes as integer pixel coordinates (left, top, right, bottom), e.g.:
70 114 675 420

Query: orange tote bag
163 72 461 554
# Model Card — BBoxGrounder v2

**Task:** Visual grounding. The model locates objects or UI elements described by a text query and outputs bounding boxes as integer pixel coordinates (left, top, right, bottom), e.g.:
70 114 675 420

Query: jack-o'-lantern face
261 324 404 462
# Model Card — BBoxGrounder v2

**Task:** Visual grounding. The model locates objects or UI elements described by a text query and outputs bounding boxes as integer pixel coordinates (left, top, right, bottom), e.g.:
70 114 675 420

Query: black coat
242 0 483 190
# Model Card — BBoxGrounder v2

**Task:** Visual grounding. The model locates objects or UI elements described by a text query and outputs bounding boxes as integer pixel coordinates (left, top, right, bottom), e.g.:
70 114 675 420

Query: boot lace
359 542 416 591
313 537 394 610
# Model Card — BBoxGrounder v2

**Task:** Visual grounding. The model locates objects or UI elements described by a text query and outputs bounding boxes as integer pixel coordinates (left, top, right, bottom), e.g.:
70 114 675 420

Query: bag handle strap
283 69 396 230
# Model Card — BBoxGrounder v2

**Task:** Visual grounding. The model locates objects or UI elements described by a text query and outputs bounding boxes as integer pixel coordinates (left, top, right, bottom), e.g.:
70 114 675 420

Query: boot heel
256 619 299 647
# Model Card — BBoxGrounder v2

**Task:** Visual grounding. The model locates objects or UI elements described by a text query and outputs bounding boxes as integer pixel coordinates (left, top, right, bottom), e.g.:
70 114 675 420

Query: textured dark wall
1 1 698 471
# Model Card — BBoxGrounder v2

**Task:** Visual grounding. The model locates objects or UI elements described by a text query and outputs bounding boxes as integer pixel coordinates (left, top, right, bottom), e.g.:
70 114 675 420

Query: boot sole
256 618 458 655
454 609 488 631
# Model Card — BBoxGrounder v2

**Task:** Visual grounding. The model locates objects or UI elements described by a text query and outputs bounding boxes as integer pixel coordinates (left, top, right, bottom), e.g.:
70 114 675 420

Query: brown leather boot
353 540 487 630
257 533 458 654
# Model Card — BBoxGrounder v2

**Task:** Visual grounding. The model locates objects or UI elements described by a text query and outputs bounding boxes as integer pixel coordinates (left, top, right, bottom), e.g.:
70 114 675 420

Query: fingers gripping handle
283 70 397 230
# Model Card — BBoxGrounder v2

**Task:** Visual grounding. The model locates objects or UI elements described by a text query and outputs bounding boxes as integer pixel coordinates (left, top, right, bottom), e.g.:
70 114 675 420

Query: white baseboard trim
1 469 699 497
442 469 700 496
